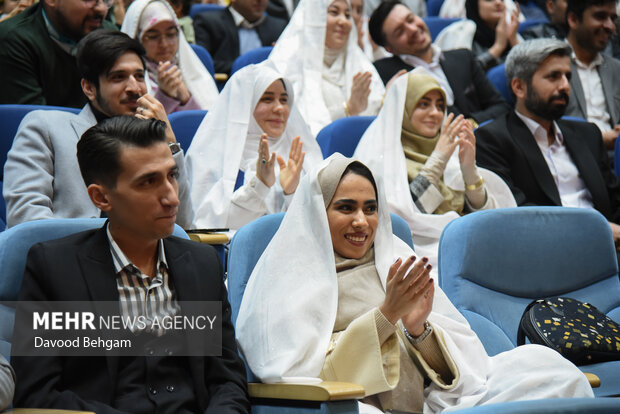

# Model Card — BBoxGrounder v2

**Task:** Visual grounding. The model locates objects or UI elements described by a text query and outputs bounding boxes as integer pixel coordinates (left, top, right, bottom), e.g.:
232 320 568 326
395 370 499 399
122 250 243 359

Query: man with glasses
0 0 116 107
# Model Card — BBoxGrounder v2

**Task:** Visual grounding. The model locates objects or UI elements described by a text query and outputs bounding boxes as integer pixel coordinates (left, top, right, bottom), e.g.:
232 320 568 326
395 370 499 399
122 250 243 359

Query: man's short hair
76 29 146 88
368 0 403 47
77 116 167 188
505 38 572 87
566 0 617 22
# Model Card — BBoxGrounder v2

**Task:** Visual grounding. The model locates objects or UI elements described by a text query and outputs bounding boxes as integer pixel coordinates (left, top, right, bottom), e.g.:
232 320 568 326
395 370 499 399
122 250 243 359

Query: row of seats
2 208 620 412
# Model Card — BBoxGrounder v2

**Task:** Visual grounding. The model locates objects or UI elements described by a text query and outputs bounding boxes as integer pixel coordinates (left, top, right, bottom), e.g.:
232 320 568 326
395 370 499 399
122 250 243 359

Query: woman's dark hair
341 161 379 204
465 0 498 49
76 29 146 88
77 116 167 188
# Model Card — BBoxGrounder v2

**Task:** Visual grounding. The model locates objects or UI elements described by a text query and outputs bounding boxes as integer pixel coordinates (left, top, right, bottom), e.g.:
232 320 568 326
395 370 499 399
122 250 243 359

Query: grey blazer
3 105 193 228
566 54 620 127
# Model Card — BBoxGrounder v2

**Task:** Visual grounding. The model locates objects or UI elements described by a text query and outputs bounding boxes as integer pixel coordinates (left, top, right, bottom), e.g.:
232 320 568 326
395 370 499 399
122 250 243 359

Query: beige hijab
401 73 465 215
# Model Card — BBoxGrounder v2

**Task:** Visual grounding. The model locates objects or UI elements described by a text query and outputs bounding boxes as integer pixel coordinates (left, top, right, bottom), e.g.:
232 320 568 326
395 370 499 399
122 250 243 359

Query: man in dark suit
367 0 510 125
11 116 250 413
193 0 287 75
475 38 620 246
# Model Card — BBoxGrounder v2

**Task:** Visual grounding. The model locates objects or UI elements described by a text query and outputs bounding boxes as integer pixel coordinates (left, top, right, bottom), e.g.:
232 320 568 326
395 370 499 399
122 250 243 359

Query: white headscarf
121 0 219 110
268 0 385 136
353 68 516 266
186 62 323 229
236 154 593 411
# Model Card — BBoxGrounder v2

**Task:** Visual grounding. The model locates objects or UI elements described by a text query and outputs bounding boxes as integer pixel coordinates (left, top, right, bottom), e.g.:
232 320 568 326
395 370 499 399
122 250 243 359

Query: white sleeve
227 174 271 230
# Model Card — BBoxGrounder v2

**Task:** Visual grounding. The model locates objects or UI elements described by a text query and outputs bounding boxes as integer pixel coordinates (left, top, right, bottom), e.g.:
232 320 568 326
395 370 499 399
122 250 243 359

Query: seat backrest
316 116 376 158
438 207 620 355
423 17 461 40
189 3 224 18
231 46 273 75
0 218 188 356
0 104 81 181
168 110 207 151
486 63 513 106
427 0 444 16
189 44 215 78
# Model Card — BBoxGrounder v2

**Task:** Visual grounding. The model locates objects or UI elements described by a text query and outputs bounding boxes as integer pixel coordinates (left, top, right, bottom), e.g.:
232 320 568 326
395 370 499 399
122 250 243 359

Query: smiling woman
121 0 219 112
186 62 323 231
269 0 385 135
236 153 594 413
354 68 516 265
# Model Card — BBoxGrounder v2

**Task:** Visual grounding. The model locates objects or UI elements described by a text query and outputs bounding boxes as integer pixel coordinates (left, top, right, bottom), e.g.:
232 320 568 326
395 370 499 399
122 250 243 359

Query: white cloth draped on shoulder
186 62 323 230
121 0 219 110
353 68 516 267
268 0 385 136
235 154 592 413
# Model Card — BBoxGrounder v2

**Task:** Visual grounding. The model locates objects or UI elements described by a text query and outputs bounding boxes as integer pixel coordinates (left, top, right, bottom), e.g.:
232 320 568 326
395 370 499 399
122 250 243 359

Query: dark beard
524 85 569 121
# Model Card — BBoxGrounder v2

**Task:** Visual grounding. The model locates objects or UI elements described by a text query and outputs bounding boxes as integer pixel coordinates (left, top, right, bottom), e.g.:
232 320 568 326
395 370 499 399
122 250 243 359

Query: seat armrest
248 381 365 401
214 73 228 82
584 372 600 388
187 232 229 245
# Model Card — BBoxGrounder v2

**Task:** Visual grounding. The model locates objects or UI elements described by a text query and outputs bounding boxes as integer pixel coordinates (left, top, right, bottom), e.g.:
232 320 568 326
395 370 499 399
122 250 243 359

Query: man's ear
511 78 527 101
566 11 579 31
81 79 97 103
87 183 112 213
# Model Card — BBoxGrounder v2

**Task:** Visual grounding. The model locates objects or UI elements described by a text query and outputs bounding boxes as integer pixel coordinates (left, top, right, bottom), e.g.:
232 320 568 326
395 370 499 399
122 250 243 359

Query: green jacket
0 3 115 108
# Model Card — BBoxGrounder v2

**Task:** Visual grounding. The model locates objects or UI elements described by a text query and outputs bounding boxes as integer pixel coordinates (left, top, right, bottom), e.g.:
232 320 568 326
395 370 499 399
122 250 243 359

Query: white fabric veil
353 68 516 266
236 154 592 411
236 154 472 384
268 0 385 136
121 0 219 110
186 61 323 229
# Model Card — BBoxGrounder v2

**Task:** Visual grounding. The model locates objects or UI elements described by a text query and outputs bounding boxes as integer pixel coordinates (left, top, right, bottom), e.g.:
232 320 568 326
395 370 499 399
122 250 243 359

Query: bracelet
403 321 432 345
343 101 351 117
465 176 484 191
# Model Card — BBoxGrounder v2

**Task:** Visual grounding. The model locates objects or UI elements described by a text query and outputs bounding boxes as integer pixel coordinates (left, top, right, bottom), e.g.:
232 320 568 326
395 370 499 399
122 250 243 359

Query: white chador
236 154 593 414
353 69 516 267
186 62 323 230
121 0 219 110
268 0 385 136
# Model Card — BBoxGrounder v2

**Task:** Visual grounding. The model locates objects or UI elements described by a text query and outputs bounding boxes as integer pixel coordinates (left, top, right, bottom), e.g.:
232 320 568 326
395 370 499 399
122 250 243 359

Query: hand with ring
256 134 276 187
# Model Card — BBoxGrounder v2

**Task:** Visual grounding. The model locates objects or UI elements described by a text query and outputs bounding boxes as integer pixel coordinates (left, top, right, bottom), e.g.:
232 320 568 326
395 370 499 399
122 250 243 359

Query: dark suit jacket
373 49 510 124
193 7 287 74
475 111 620 223
11 226 250 413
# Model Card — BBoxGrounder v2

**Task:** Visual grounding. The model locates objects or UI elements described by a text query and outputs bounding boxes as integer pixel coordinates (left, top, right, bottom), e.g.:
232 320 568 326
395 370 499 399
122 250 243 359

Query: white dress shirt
516 111 594 209
400 44 455 106
229 6 263 56
572 52 612 132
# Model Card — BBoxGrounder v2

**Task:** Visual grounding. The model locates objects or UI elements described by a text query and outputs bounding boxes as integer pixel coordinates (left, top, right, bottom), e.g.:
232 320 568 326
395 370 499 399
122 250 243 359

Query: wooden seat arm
187 232 229 245
248 381 365 401
214 73 228 82
584 372 600 388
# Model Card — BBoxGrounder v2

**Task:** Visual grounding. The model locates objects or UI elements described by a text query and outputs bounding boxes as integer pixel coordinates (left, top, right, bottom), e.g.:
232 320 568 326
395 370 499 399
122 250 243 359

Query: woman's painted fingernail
426 264 432 270
410 255 416 261
422 257 428 263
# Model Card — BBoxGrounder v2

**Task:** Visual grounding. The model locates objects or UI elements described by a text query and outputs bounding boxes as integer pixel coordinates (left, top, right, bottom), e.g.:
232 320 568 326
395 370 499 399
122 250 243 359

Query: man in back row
3 29 193 229
12 116 250 413
0 0 115 107
475 39 620 252
368 0 510 125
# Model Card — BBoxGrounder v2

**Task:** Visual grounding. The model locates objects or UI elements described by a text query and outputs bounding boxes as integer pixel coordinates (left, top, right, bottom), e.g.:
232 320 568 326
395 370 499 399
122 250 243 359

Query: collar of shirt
400 44 443 69
106 223 168 276
229 6 265 29
515 110 564 147
42 8 78 56
571 49 604 70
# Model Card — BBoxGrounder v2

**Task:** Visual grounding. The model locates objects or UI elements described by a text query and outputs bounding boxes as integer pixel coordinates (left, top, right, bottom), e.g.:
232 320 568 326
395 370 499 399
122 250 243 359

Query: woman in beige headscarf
354 69 515 265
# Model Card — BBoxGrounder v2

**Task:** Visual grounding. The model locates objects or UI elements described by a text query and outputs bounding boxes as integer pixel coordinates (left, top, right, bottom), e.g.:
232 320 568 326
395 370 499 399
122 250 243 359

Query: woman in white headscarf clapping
186 62 323 232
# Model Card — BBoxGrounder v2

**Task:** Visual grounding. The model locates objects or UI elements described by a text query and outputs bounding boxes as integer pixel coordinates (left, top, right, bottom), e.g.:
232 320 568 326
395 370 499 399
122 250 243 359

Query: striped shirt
106 225 180 336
